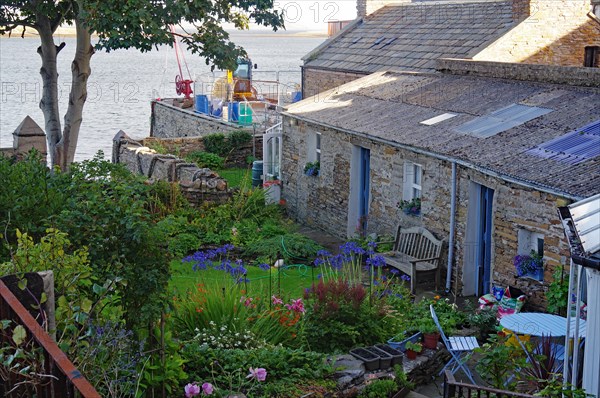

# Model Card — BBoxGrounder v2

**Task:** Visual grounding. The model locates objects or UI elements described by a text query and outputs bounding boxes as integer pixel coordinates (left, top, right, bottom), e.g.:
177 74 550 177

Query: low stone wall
112 131 230 204
151 99 247 139
0 116 47 160
437 58 600 87
142 134 264 167
302 67 366 98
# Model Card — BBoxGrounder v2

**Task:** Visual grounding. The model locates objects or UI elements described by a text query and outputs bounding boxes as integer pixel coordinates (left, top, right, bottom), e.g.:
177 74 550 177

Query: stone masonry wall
142 134 264 167
113 131 231 205
302 67 366 98
473 0 600 67
151 99 247 138
437 58 600 87
281 115 572 309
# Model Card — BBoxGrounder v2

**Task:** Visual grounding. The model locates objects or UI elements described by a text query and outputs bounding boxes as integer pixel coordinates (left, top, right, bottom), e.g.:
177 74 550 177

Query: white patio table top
500 312 586 338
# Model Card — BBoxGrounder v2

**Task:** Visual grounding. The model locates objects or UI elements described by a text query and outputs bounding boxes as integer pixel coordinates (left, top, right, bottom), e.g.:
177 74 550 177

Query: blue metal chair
430 304 479 384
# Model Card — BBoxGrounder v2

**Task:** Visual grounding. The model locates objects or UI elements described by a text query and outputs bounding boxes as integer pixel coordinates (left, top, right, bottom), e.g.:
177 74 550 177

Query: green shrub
228 129 252 149
203 133 229 156
185 151 224 169
358 379 397 398
244 233 323 263
302 279 389 353
181 344 333 398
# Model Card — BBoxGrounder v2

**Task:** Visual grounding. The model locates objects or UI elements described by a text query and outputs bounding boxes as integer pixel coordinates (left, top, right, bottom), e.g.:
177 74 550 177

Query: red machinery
171 26 193 99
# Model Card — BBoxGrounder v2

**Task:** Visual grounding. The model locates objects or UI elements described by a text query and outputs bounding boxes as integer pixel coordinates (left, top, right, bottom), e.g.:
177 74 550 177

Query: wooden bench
381 226 444 293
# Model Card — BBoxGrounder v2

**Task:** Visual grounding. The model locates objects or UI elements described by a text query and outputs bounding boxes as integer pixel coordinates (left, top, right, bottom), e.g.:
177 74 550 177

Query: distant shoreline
2 28 328 39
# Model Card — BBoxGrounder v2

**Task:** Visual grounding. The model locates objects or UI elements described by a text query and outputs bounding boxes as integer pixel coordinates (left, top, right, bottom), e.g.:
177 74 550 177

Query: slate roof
284 71 600 198
303 1 514 74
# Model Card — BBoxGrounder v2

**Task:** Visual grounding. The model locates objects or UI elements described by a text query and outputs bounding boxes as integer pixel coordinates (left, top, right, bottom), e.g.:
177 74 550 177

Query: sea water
0 32 325 161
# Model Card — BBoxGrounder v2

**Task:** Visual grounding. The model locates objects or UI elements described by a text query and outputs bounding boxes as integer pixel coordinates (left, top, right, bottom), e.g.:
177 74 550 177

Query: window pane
413 188 421 198
316 133 321 150
414 165 422 185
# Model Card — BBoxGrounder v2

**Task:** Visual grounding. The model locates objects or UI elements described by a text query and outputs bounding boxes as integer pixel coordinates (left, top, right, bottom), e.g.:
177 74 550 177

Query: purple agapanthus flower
258 263 270 271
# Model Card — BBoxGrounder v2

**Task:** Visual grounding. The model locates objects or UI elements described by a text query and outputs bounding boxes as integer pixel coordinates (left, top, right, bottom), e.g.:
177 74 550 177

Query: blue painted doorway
475 185 494 296
358 147 370 236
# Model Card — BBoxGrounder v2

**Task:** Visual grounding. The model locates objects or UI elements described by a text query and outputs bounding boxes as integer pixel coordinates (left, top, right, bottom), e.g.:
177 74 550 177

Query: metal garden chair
430 304 479 384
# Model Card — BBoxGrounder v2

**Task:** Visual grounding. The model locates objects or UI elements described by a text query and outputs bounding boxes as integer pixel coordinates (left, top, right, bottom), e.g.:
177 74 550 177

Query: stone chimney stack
512 0 532 21
356 0 410 18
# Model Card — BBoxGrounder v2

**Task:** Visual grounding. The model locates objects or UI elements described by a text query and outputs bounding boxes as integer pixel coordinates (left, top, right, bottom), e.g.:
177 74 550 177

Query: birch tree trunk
36 15 63 168
58 14 93 169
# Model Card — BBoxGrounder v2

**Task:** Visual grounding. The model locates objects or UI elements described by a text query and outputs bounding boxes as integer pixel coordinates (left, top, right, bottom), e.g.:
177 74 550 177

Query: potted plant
514 250 544 279
417 319 440 349
303 161 320 176
397 197 421 216
404 341 422 360
387 329 422 352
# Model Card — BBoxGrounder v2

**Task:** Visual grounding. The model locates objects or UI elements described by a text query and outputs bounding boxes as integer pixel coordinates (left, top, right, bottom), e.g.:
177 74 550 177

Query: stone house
302 0 600 98
280 61 600 307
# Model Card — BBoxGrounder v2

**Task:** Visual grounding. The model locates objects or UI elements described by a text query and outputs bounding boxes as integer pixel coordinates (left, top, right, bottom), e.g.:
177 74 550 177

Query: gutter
281 112 584 201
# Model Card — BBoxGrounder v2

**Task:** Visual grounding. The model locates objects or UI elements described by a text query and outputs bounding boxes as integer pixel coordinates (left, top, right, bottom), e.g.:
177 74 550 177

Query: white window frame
403 161 422 201
316 132 321 164
517 229 545 281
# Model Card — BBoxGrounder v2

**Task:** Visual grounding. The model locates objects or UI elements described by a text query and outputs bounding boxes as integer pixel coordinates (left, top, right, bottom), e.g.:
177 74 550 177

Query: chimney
357 0 410 19
512 0 532 21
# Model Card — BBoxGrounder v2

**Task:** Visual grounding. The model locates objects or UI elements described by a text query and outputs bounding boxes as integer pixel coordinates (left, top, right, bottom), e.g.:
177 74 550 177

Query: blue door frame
358 148 370 236
475 185 494 296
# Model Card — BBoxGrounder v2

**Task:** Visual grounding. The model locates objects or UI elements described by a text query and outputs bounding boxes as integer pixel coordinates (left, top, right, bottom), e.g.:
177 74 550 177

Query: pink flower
271 295 283 305
240 296 253 307
247 367 267 382
184 383 201 397
285 298 305 313
201 382 214 395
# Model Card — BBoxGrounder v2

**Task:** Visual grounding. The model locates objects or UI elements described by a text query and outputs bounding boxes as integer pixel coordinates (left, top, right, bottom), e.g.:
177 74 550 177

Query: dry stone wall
281 115 572 309
302 67 366 98
113 131 231 205
142 134 263 167
151 99 246 138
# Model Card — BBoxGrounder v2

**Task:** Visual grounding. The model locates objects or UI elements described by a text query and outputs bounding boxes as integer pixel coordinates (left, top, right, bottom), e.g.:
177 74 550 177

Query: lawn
217 167 252 189
169 259 318 299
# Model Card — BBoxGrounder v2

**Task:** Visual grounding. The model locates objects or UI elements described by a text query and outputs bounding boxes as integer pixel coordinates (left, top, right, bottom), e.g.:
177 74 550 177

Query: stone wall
142 134 263 167
281 115 572 309
151 99 248 138
302 67 366 98
113 131 231 204
473 0 600 67
437 58 600 87
0 116 47 160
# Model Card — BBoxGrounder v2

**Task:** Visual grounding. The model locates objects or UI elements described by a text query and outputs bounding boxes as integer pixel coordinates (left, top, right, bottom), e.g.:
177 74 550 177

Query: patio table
500 312 586 338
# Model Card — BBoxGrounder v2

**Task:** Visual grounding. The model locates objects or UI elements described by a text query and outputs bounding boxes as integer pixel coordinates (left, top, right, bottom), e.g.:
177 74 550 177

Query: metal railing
0 279 100 398
443 371 536 398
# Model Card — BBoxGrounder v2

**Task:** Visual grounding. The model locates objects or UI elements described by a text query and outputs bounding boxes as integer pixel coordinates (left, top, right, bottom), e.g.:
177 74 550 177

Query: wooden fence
443 371 537 398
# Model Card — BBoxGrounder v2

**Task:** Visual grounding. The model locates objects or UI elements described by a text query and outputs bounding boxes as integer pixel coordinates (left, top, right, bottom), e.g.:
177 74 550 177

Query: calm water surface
0 32 324 161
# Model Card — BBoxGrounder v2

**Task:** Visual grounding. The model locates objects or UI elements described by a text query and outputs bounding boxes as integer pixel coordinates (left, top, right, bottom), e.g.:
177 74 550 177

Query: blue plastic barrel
251 161 263 187
228 102 239 122
195 95 209 114
291 91 302 103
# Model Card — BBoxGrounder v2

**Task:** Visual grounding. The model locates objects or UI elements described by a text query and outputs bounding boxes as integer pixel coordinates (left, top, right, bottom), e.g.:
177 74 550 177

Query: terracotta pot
423 332 440 349
405 349 418 360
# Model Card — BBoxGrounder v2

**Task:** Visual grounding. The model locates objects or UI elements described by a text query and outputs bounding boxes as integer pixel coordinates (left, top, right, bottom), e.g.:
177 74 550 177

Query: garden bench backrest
394 226 443 265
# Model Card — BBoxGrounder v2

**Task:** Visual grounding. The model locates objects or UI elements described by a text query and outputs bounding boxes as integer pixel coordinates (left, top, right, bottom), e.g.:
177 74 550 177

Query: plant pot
368 346 393 369
422 332 440 349
388 331 422 352
374 344 404 367
405 349 418 360
349 348 380 371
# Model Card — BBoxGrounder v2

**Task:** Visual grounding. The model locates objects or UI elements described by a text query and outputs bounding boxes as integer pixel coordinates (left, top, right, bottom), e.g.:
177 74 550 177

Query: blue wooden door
358 148 370 236
475 185 494 295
